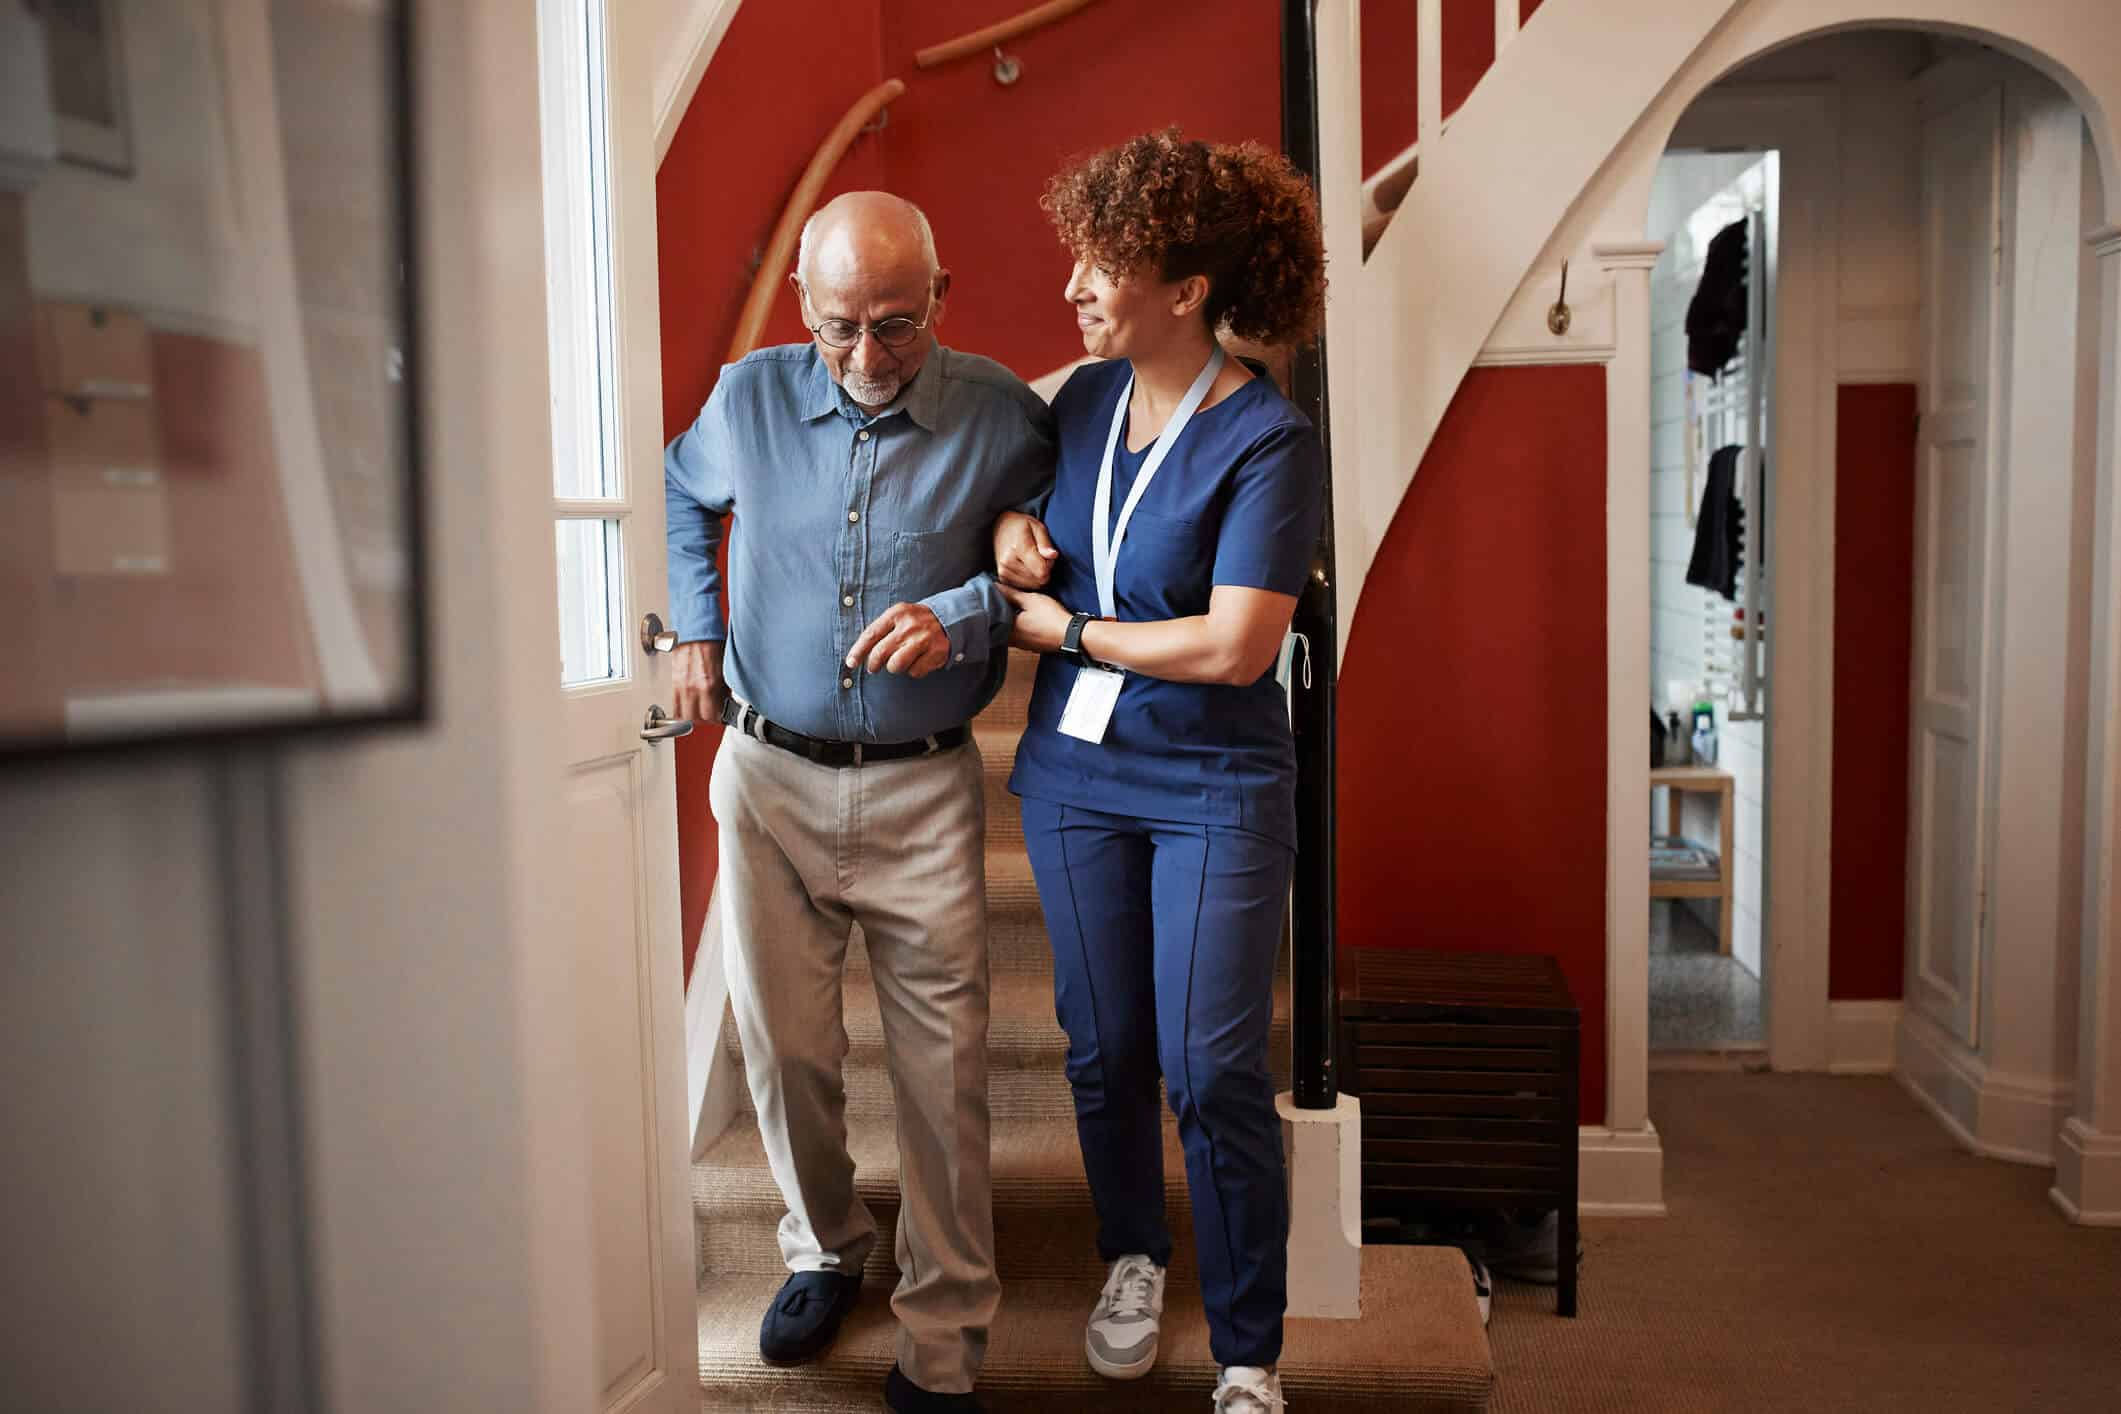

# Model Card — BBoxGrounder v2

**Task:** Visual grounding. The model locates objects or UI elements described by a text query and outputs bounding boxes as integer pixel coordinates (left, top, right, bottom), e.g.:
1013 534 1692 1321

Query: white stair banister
1335 0 1744 657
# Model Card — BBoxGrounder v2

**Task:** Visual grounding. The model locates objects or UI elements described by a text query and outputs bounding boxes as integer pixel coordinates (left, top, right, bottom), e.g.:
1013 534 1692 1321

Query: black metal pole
1282 0 1340 1111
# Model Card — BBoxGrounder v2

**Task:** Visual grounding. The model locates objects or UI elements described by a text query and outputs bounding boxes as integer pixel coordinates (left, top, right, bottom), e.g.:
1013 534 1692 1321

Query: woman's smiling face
1064 257 1187 360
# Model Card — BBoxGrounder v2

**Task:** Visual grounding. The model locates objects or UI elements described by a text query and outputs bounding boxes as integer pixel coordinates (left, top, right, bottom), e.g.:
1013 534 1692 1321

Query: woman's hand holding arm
994 511 1059 590
997 584 1074 653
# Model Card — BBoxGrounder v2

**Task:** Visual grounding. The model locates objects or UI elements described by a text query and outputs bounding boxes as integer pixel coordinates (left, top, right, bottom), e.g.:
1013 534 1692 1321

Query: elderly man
664 191 1052 1414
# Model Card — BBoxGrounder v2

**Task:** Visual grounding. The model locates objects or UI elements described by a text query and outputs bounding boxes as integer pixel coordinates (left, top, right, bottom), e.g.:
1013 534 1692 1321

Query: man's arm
913 396 1059 669
665 383 737 720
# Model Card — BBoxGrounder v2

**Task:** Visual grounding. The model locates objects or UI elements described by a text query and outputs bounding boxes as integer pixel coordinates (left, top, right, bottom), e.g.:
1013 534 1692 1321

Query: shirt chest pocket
1115 510 1213 611
889 526 977 596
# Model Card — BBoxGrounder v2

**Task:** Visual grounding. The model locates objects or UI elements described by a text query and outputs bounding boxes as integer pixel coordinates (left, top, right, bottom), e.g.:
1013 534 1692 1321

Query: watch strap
1061 610 1095 667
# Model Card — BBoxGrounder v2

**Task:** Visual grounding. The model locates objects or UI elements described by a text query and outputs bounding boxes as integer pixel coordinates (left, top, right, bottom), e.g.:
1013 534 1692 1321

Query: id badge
1057 665 1125 744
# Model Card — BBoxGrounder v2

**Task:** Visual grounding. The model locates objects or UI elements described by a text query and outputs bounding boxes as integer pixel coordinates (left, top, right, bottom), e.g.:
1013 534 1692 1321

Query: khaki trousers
709 725 995 1393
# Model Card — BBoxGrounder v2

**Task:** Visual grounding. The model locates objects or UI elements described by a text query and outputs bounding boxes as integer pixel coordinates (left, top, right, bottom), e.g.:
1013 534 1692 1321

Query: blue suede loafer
883 1362 986 1412
757 1269 862 1366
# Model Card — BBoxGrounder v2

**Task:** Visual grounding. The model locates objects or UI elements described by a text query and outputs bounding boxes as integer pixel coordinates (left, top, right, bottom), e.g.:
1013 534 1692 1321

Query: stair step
974 723 1024 848
974 648 1041 731
696 1109 1210 1284
695 1246 1492 1412
718 971 1292 1122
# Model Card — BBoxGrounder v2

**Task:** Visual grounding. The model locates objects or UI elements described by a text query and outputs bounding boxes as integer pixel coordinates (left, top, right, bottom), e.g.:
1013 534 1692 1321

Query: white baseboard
685 888 741 1163
1578 1123 1665 1216
2050 1118 2121 1226
1827 1000 1901 1074
1895 1009 2073 1166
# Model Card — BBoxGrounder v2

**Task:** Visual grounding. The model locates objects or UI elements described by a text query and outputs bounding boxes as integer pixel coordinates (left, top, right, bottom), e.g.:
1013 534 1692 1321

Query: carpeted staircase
693 650 1495 1411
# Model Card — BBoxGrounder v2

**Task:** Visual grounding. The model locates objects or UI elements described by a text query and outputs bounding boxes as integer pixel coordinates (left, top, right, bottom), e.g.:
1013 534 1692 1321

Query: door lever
640 704 693 741
641 612 678 655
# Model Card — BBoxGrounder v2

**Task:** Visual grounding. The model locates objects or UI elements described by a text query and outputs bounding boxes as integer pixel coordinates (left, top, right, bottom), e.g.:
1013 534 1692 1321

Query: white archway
1524 3 2121 1226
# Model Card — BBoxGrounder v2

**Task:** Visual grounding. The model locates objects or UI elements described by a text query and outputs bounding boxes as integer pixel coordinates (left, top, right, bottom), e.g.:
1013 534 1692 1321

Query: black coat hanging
1686 217 1750 380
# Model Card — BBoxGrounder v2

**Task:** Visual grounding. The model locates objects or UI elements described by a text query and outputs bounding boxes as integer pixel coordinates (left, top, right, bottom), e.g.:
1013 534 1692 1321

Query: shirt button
955 652 965 663
841 676 854 690
848 510 860 523
842 594 855 607
857 429 871 442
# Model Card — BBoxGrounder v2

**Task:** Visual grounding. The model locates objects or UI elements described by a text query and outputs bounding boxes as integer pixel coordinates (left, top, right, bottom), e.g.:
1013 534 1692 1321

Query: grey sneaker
1085 1253 1165 1379
1212 1366 1286 1412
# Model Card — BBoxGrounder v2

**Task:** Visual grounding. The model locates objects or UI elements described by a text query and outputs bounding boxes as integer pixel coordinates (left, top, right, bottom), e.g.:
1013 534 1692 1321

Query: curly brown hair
1040 128 1327 347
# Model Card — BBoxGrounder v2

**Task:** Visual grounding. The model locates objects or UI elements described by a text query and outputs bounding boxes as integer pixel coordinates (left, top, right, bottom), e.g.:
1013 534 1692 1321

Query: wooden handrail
725 77 908 364
914 0 1102 70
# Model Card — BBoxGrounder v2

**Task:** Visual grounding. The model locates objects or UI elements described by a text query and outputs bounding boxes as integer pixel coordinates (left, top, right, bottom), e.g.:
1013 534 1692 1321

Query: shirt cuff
671 598 727 643
918 584 986 670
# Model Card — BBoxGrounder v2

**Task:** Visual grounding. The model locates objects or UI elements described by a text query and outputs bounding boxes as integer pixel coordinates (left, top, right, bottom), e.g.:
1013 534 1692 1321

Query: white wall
23 0 253 338
0 765 250 1414
0 5 600 1411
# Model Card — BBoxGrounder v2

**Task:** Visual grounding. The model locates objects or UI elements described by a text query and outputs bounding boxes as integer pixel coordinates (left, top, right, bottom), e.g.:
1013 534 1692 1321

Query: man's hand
994 511 1059 590
670 639 727 725
997 584 1071 654
848 603 951 678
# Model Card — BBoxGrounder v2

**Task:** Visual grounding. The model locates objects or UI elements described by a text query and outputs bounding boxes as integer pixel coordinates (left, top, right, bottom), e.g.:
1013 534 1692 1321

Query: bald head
789 192 950 412
797 191 938 286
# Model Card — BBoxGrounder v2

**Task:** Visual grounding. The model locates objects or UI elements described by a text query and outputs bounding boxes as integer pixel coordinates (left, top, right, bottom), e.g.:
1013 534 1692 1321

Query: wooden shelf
1650 765 1734 952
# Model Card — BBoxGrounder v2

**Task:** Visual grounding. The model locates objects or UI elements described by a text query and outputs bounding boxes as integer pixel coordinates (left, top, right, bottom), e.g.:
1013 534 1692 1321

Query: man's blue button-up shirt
665 343 1055 743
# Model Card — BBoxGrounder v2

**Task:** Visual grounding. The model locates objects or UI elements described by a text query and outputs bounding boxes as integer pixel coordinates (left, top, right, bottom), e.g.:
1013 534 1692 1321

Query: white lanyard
1091 346 1225 618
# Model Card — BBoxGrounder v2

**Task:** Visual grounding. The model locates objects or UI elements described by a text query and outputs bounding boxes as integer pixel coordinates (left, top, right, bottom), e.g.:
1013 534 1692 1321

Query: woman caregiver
993 128 1327 1414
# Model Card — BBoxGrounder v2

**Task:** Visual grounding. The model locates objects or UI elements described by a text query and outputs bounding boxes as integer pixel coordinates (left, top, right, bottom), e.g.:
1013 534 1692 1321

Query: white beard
842 369 902 407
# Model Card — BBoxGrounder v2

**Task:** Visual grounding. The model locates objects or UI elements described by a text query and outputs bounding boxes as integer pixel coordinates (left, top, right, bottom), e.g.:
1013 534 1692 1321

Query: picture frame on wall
3 0 426 762
41 0 134 176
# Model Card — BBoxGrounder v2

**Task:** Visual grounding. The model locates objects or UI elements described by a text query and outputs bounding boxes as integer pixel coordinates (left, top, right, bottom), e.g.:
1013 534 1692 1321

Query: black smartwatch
1059 610 1101 670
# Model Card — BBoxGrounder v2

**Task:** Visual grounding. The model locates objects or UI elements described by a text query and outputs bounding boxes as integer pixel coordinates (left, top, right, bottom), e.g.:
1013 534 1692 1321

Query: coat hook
1547 260 1572 336
992 45 1022 85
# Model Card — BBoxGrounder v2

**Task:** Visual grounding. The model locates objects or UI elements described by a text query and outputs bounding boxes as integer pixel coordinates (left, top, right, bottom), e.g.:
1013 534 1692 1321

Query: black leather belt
720 699 967 767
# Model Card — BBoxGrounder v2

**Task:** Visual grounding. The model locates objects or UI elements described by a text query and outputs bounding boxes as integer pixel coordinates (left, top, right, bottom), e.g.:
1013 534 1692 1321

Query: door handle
641 612 678 655
640 704 693 741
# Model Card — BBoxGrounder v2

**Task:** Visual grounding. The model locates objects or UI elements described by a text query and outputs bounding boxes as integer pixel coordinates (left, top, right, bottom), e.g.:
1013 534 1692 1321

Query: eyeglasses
806 313 932 350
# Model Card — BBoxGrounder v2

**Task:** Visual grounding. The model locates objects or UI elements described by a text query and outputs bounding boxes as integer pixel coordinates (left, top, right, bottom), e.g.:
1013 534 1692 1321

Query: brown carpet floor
1487 1072 2121 1413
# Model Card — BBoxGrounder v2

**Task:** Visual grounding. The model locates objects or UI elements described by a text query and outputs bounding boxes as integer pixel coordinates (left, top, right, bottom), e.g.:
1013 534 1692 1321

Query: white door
540 2 695 1411
1907 85 2005 1049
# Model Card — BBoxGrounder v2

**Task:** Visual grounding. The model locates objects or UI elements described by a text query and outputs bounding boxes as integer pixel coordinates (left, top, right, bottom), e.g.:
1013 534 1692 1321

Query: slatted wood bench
1341 947 1581 1316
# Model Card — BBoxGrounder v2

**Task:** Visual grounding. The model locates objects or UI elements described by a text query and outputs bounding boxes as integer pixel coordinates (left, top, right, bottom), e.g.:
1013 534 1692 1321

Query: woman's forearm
1079 610 1282 687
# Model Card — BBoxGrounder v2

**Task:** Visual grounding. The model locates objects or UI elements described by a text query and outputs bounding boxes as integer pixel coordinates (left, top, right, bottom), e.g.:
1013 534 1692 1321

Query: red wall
879 0 1281 380
1337 364 1610 1123
658 1 1287 978
1829 384 1917 1000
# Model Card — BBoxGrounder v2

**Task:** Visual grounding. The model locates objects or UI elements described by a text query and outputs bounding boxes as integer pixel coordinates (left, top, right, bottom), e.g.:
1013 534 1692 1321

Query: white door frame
1659 85 1842 1073
539 1 697 1408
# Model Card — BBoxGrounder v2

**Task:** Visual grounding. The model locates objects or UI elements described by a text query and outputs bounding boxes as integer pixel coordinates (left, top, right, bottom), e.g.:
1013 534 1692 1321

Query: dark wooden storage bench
1340 948 1581 1315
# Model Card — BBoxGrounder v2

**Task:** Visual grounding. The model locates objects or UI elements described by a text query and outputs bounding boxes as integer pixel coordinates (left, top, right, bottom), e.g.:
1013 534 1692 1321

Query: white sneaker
1468 1252 1493 1327
1212 1365 1286 1412
1085 1253 1166 1379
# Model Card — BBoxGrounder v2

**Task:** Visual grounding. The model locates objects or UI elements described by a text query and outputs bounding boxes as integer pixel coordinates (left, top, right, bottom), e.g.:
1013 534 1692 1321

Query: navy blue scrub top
1006 357 1325 847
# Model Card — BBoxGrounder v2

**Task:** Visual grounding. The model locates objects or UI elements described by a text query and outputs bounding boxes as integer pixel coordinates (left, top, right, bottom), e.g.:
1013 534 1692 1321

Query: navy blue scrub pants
1018 798 1291 1368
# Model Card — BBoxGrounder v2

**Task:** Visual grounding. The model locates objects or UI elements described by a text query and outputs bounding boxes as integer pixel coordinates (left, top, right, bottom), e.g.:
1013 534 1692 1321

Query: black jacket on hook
1686 217 1749 380
1687 445 1748 601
